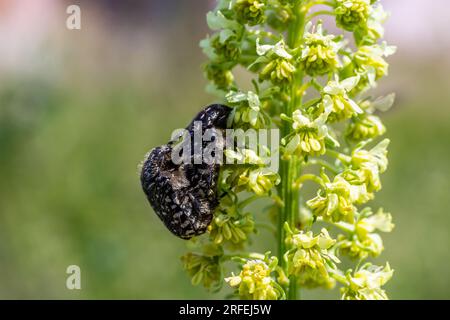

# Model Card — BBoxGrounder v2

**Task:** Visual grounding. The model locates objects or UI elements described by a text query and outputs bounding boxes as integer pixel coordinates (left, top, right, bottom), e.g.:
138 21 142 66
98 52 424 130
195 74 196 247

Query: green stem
305 0 336 10
238 194 266 209
280 2 307 301
329 269 348 285
306 10 335 20
305 158 340 174
326 149 352 164
294 173 324 189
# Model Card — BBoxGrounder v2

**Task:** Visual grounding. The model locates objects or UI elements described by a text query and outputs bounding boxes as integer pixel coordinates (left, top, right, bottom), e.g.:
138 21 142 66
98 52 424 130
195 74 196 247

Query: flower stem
282 2 307 301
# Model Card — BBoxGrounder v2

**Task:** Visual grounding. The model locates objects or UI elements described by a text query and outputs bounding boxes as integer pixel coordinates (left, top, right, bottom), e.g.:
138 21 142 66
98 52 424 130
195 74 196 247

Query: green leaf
207 11 240 31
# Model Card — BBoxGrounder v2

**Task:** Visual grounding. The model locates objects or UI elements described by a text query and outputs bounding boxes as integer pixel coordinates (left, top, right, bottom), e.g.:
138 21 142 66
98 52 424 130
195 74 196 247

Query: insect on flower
140 104 232 239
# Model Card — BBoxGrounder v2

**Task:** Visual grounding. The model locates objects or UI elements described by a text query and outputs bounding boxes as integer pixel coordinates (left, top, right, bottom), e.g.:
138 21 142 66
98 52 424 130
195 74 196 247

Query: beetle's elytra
140 104 232 239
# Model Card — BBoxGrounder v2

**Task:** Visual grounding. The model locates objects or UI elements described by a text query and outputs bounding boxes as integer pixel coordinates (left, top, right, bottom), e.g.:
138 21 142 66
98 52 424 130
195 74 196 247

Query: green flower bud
181 253 222 290
346 114 386 142
266 7 291 31
211 33 242 61
208 209 255 249
205 62 234 90
234 0 267 26
335 0 372 32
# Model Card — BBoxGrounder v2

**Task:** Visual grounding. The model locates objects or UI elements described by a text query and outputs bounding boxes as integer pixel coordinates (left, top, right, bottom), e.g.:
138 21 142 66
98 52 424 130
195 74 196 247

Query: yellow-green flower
307 174 368 223
346 114 386 141
357 208 394 235
284 226 339 289
320 76 363 122
230 167 280 195
225 149 280 195
337 208 393 259
181 253 222 290
300 22 341 76
345 94 393 141
283 109 331 159
225 258 283 300
355 3 389 44
341 263 394 300
352 42 396 92
335 0 372 32
226 90 267 128
351 139 389 192
252 39 296 85
234 0 266 26
337 233 382 260
355 44 391 78
260 57 296 85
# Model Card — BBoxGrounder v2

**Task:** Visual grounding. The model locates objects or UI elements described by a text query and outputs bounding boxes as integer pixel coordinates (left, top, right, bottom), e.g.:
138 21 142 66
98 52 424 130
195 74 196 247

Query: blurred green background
0 0 449 299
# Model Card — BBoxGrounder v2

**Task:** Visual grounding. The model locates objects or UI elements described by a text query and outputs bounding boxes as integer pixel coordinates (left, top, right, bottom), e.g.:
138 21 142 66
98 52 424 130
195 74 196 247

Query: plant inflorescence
182 0 396 300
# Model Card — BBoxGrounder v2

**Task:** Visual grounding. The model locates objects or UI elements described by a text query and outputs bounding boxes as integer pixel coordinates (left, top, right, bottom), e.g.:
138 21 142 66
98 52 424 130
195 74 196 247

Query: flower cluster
212 33 242 61
255 40 296 85
350 139 389 193
284 225 339 288
335 0 372 32
208 194 256 249
283 109 330 159
346 93 394 142
319 76 363 122
340 263 394 300
225 148 280 195
205 62 235 90
234 0 267 26
226 90 267 129
200 11 244 91
363 4 389 42
346 114 385 141
336 208 394 259
300 22 341 76
334 0 389 45
181 252 222 290
180 0 396 301
348 42 396 93
225 256 284 300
